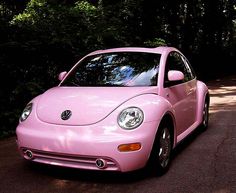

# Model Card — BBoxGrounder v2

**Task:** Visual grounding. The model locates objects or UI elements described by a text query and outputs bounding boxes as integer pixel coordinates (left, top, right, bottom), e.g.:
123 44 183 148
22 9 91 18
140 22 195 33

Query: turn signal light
118 143 141 152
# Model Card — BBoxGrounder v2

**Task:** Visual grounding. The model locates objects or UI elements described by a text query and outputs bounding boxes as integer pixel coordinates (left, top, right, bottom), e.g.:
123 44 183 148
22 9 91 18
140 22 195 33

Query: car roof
87 46 178 56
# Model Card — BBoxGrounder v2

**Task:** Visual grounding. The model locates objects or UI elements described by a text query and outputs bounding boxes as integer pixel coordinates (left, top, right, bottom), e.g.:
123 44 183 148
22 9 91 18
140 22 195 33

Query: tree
0 0 235 137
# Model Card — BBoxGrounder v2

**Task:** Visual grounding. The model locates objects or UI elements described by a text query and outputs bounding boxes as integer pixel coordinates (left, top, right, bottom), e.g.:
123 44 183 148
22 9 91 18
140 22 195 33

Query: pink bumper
16 119 158 172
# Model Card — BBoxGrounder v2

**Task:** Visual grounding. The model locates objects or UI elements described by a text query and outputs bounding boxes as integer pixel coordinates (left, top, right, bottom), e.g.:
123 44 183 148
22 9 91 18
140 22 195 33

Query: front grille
21 148 119 171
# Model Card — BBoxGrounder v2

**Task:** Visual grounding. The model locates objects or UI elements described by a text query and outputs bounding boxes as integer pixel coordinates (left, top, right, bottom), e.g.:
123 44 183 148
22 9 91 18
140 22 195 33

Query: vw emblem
61 110 72 120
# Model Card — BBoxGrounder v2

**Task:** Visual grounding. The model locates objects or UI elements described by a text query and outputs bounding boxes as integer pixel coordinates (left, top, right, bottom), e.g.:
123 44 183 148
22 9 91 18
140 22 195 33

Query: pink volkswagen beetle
16 47 209 175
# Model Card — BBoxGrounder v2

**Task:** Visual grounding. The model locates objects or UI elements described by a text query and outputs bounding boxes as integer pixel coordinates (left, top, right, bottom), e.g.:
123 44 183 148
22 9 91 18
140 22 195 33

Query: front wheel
147 121 172 176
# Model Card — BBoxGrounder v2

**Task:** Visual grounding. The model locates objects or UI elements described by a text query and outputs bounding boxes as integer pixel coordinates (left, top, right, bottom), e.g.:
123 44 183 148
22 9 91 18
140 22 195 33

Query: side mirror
168 70 184 81
58 71 67 81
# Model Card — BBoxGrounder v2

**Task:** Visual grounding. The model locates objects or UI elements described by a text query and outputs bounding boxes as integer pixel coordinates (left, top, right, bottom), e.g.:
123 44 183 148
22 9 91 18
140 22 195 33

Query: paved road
0 76 236 193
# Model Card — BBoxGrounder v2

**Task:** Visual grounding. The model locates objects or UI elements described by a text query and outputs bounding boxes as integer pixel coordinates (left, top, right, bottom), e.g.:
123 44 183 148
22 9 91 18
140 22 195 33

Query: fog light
118 143 141 152
95 159 107 169
25 150 34 160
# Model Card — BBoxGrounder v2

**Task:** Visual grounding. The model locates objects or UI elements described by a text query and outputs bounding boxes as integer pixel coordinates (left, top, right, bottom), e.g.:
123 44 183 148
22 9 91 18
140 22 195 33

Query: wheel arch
148 111 176 161
205 92 210 104
196 81 210 124
146 111 176 173
159 112 176 148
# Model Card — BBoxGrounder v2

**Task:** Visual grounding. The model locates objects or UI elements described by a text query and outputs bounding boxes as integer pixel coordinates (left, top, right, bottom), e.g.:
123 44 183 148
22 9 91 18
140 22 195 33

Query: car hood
36 86 157 126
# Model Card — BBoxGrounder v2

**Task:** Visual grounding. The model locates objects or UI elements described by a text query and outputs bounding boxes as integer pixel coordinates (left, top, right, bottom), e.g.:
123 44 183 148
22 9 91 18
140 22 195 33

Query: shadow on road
24 161 149 183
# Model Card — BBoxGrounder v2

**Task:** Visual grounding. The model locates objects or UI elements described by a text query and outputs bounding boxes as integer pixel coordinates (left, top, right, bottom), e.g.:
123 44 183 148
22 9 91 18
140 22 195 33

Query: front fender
113 93 173 124
113 93 177 161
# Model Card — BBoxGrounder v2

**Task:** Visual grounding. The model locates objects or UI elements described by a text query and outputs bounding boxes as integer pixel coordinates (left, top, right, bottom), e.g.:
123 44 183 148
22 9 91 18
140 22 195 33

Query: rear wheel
148 121 172 176
201 99 209 130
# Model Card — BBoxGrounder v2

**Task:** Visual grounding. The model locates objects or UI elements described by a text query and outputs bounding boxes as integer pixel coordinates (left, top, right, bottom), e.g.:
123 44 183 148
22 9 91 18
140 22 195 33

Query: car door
162 51 197 136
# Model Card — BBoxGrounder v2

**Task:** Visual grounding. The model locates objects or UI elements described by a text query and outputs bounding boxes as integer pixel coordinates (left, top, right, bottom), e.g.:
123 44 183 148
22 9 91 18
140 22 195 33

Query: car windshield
61 52 161 87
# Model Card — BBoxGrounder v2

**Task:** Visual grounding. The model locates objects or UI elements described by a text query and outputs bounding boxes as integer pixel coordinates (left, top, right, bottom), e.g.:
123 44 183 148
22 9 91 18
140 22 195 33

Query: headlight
20 103 33 122
118 107 144 130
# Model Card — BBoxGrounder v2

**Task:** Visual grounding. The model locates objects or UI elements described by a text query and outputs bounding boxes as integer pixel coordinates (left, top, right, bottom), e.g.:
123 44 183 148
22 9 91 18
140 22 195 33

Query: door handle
187 88 195 95
189 88 194 92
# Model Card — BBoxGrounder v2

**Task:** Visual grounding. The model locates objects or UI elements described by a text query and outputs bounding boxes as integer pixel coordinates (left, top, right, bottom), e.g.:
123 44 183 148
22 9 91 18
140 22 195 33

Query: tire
201 99 209 131
147 120 173 176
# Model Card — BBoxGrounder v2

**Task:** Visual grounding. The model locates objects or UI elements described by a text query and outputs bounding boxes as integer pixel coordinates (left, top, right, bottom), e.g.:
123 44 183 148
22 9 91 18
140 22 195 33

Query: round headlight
20 103 33 122
118 107 144 130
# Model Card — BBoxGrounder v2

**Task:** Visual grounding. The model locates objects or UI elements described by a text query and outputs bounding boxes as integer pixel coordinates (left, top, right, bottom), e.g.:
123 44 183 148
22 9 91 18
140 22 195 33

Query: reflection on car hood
36 86 157 126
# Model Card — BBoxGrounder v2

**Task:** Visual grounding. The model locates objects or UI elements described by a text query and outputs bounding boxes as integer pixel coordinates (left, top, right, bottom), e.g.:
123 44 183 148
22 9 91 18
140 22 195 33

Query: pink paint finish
168 70 184 81
58 71 67 81
16 47 209 173
36 87 158 126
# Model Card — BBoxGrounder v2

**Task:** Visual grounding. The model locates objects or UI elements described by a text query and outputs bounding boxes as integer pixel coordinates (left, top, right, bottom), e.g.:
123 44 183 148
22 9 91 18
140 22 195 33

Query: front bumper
16 119 158 172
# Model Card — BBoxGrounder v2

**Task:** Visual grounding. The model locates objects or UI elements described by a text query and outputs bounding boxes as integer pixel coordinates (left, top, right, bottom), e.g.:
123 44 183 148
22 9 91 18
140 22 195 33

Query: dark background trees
0 0 235 137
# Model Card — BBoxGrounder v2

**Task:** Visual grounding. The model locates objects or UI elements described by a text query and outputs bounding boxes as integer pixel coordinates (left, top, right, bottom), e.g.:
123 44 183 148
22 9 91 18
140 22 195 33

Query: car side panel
183 78 197 131
176 80 208 145
161 79 197 136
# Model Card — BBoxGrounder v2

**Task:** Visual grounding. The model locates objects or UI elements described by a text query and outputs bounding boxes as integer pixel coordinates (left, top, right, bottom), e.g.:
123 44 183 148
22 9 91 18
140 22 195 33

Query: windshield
61 52 161 87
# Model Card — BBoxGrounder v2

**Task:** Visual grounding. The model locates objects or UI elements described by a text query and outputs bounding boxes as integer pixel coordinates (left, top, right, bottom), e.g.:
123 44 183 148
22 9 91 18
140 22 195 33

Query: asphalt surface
0 76 236 193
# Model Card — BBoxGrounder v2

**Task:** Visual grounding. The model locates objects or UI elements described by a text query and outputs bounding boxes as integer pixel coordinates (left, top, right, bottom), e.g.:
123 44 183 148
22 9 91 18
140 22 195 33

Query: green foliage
11 0 47 24
144 38 167 47
0 0 235 138
74 1 96 13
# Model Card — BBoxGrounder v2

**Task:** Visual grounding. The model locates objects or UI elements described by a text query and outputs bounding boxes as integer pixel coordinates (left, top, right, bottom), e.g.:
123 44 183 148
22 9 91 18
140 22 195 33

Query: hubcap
158 127 171 168
203 102 208 127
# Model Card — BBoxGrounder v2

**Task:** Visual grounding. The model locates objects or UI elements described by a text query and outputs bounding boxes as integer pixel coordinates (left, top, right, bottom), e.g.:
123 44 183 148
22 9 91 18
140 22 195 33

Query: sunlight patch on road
53 179 69 188
208 78 236 113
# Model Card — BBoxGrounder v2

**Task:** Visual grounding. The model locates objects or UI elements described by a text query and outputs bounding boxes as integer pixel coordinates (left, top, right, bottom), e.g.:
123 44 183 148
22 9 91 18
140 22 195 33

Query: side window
182 56 196 80
164 52 193 87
